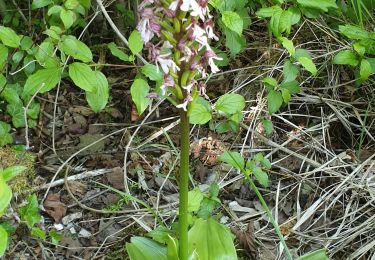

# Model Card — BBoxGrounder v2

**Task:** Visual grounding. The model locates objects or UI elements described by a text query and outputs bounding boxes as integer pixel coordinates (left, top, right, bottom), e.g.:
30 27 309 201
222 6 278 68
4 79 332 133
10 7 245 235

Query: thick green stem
179 111 190 260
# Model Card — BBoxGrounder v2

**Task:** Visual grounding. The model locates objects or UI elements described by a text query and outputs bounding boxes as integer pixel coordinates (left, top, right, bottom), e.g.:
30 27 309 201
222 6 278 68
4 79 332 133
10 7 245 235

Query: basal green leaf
298 56 317 76
215 93 245 114
1 166 26 182
0 26 21 48
141 64 163 82
126 237 167 260
221 11 243 35
332 50 359 66
0 225 8 257
297 249 329 260
267 90 283 114
189 97 212 125
188 218 237 260
0 174 12 216
23 67 61 96
128 30 143 55
60 35 92 62
130 78 150 115
188 188 204 213
86 71 109 112
360 59 372 80
68 62 95 92
107 42 129 62
218 151 244 170
19 194 41 228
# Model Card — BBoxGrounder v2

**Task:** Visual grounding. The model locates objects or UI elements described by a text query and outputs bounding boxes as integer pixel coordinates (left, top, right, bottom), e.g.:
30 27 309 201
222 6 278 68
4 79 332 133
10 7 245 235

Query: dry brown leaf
43 193 67 223
231 222 257 259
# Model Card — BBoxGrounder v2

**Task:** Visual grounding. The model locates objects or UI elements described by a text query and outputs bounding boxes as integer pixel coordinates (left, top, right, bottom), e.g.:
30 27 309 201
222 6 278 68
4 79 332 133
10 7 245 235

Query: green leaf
188 218 237 260
298 56 317 76
297 249 329 260
126 237 167 260
0 44 8 69
49 230 62 245
188 188 204 213
128 30 143 55
283 60 299 82
224 27 246 55
215 93 245 114
218 151 244 170
68 62 95 92
0 175 12 216
27 102 41 119
252 167 269 187
64 0 79 9
221 11 243 35
297 0 337 12
339 25 369 40
332 50 359 66
0 225 8 257
0 26 21 48
86 71 109 112
269 9 283 37
141 64 163 82
35 40 57 67
23 67 61 96
78 0 91 9
7 103 24 128
60 9 75 29
130 79 150 115
289 6 301 25
267 90 283 114
281 88 291 103
280 80 300 94
295 48 312 60
47 5 63 15
32 0 53 9
279 37 295 56
262 119 273 135
189 97 212 125
31 227 46 240
0 122 13 146
353 42 366 57
60 35 92 62
19 194 41 228
256 6 283 18
1 166 26 182
1 87 22 105
360 59 372 80
107 42 129 62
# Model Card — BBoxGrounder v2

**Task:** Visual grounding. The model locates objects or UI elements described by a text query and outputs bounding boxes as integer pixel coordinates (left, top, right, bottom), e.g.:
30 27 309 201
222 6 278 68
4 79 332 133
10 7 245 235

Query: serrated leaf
0 26 21 48
298 56 317 76
267 90 283 114
32 0 53 9
360 59 372 80
215 93 245 114
60 35 92 62
141 64 163 82
218 151 244 170
86 71 109 112
0 225 8 257
23 67 61 97
19 194 41 228
60 9 75 29
128 30 143 55
107 42 129 62
68 62 95 92
222 11 243 35
252 167 268 187
188 218 237 260
332 50 359 66
130 79 150 115
189 97 212 125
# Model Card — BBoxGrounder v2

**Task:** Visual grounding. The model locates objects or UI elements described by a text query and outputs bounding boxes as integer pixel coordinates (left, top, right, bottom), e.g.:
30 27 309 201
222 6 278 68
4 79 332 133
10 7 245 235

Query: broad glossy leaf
188 218 237 260
86 71 109 112
130 79 150 115
126 237 167 260
23 67 61 96
267 90 283 114
128 30 143 55
215 93 245 114
332 50 359 66
1 166 27 182
218 151 244 170
221 11 243 35
60 35 92 62
0 26 20 48
0 175 12 216
68 62 95 92
0 226 8 257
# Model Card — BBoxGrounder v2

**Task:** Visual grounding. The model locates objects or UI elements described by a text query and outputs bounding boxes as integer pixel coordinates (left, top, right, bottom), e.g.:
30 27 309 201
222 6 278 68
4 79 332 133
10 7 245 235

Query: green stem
179 111 190 260
245 176 293 260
